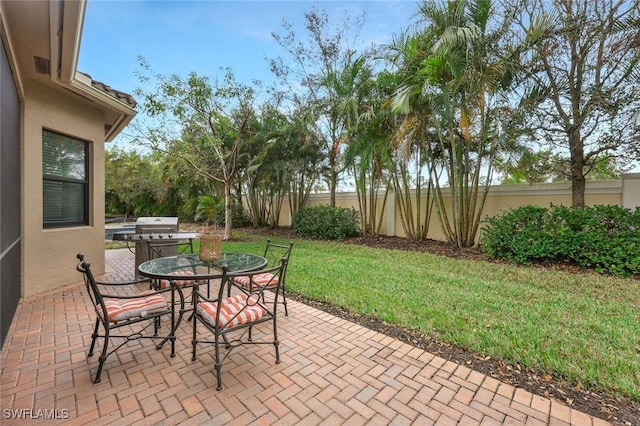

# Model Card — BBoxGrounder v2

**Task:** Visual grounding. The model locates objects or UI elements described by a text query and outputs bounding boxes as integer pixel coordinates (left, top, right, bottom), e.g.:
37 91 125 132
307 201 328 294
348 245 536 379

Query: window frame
42 129 90 229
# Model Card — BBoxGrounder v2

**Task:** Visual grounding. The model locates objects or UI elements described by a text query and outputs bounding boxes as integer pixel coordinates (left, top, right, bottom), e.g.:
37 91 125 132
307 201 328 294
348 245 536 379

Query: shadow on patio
0 249 610 425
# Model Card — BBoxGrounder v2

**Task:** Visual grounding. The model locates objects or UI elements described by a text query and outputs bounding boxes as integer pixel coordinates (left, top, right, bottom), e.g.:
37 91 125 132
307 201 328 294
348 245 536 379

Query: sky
78 0 420 104
78 1 640 174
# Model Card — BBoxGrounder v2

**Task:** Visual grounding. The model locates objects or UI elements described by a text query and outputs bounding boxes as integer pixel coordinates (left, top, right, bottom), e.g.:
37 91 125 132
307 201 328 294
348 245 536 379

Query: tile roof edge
77 71 137 108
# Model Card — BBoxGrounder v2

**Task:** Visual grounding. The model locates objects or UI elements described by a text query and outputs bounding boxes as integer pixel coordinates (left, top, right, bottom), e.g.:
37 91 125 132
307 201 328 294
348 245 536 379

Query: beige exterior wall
622 173 640 210
279 177 635 243
22 83 107 297
426 180 622 242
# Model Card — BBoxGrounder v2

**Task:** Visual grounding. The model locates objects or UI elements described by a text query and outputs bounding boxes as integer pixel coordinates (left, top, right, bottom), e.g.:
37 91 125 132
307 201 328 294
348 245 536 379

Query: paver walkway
0 249 612 425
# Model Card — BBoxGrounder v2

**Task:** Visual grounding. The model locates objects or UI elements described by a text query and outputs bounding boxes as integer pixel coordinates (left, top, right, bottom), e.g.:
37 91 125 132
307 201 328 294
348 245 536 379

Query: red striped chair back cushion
232 272 278 288
159 270 196 289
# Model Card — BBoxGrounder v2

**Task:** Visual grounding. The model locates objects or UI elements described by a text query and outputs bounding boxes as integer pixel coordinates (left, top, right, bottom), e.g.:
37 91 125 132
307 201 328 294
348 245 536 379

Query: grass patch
105 241 128 250
221 233 640 402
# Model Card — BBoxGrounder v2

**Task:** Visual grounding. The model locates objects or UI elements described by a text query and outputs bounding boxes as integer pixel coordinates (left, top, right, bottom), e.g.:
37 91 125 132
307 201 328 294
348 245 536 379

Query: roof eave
52 0 136 141
68 76 137 141
57 0 84 84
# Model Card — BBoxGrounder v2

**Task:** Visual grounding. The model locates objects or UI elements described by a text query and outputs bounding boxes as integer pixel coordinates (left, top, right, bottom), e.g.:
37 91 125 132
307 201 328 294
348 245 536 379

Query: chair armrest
190 281 219 303
94 276 152 286
100 284 178 300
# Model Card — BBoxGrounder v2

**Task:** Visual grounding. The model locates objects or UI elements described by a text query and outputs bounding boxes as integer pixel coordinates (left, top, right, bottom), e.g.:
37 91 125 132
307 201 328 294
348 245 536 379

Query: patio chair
231 240 293 315
148 240 199 290
75 253 182 383
191 258 288 390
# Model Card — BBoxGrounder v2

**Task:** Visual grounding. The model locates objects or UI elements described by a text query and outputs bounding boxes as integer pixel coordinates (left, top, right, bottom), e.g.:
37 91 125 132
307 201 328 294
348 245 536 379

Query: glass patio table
137 252 267 281
138 252 268 333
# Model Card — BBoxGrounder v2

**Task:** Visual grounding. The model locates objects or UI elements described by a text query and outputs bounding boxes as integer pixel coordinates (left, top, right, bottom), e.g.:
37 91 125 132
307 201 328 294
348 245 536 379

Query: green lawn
183 232 640 401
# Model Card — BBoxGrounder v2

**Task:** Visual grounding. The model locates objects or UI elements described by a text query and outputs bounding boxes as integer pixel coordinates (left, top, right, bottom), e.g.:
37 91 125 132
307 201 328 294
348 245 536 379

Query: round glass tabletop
137 252 267 280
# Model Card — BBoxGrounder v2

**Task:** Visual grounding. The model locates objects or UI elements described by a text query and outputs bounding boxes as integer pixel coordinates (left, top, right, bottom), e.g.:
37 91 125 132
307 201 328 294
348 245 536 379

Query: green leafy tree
105 147 158 221
271 7 369 206
385 31 441 241
515 0 640 206
134 59 258 239
495 147 556 184
236 101 324 227
154 152 215 219
239 104 288 227
496 149 625 184
343 65 395 236
271 105 325 222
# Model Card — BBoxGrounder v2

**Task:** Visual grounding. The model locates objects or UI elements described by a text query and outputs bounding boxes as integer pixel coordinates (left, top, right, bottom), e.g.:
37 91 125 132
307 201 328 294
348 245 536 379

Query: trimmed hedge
293 205 360 240
481 204 640 276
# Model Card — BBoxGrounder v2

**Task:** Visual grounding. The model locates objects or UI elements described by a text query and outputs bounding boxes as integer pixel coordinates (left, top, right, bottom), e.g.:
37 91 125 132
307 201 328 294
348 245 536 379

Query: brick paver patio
0 249 611 425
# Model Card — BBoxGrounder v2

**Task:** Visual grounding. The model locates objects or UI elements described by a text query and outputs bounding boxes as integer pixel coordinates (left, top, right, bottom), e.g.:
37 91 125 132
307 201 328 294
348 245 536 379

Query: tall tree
516 0 640 206
385 31 440 241
277 107 326 220
270 7 369 206
135 60 258 239
394 0 524 247
333 52 391 236
240 101 324 227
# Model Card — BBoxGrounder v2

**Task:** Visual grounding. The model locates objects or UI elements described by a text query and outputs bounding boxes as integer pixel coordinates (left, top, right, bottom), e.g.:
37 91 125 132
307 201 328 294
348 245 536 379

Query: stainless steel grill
113 232 198 241
112 217 195 274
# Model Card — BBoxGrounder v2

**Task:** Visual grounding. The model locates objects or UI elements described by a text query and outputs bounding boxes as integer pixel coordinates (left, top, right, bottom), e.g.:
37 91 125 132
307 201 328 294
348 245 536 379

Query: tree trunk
223 183 233 240
569 128 586 207
328 136 339 207
329 153 337 207
330 174 337 207
571 166 586 207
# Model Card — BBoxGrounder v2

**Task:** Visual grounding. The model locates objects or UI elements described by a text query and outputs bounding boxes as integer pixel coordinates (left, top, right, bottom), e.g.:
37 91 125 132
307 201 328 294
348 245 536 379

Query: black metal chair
191 258 288 390
148 240 199 290
231 240 293 315
75 253 182 383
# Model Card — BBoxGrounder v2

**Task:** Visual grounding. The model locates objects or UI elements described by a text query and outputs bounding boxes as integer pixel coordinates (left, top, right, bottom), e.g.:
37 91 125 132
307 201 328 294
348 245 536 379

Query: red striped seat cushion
232 273 279 288
196 294 267 328
158 270 196 289
98 290 168 323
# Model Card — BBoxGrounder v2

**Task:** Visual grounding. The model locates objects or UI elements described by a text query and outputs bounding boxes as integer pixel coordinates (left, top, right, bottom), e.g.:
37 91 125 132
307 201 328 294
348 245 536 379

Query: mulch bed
236 227 639 425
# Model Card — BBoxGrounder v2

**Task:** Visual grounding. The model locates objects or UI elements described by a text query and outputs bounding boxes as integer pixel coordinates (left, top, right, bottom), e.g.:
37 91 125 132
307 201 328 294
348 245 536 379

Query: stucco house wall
0 0 136 347
22 83 109 296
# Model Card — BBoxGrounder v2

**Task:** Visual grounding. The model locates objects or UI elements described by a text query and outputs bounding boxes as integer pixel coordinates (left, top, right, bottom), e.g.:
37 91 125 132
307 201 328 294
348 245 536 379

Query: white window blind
42 130 88 227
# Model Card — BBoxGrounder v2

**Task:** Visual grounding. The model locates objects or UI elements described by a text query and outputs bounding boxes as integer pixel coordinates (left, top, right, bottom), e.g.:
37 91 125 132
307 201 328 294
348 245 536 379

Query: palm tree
241 102 325 227
332 52 393 236
386 30 441 241
393 0 522 247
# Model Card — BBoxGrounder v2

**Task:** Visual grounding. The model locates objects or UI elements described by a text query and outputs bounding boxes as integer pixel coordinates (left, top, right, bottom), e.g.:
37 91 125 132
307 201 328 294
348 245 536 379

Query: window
42 130 89 228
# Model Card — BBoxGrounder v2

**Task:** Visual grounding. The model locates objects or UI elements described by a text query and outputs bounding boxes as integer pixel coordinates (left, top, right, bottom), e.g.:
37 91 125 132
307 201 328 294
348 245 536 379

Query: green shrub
293 205 360 240
481 204 640 276
223 202 252 228
194 196 252 227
